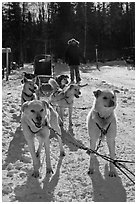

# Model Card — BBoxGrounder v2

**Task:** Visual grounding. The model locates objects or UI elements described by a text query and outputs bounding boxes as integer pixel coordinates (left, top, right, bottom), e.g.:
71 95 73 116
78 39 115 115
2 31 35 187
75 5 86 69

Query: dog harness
53 89 62 97
96 122 111 136
64 94 73 105
51 90 72 106
95 112 112 151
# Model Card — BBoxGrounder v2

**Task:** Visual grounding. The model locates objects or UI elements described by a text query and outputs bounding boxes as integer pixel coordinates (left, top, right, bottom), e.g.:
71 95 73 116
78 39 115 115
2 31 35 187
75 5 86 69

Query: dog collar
28 125 41 134
22 92 34 103
97 112 111 120
23 91 33 98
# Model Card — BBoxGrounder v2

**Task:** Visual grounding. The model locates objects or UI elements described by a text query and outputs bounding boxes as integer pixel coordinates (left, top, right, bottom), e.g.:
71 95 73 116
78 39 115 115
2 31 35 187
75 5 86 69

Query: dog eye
40 109 44 112
103 96 107 100
31 110 35 113
112 96 114 99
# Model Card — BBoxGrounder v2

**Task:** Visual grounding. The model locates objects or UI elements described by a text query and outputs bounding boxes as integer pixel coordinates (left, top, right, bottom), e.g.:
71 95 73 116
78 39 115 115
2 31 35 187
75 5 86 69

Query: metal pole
6 48 9 81
84 2 87 58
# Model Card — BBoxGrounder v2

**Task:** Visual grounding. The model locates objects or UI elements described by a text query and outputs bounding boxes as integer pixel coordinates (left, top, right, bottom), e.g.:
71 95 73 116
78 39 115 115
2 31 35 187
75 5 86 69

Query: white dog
87 89 119 177
21 100 65 178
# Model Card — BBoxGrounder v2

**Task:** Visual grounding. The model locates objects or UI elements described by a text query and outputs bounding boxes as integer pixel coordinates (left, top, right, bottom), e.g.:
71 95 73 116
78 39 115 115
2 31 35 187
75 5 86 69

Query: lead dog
21 100 65 178
87 89 119 177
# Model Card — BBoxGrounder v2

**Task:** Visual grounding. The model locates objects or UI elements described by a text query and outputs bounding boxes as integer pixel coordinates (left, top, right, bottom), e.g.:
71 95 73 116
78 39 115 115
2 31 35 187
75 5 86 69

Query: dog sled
34 54 55 85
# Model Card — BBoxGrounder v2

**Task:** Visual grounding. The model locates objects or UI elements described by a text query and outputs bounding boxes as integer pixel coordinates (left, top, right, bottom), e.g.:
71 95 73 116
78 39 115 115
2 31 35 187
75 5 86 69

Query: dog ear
113 89 120 94
21 102 29 112
93 90 102 98
21 75 27 84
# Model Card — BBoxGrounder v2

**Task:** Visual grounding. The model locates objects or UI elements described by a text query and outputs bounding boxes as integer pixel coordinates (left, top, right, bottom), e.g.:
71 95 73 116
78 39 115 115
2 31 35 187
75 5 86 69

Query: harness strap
95 122 111 151
28 125 41 134
96 122 111 135
52 89 63 96
22 91 33 98
51 92 72 105
64 95 72 105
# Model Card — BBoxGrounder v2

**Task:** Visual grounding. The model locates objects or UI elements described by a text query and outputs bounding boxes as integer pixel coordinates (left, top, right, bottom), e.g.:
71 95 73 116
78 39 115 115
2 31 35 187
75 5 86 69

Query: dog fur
87 89 119 177
49 78 81 126
21 100 65 178
21 76 38 105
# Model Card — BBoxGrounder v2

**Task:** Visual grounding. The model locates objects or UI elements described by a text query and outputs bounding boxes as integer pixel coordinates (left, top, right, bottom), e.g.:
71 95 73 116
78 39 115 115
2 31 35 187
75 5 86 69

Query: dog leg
26 136 40 178
54 124 65 157
106 136 116 177
106 121 117 177
88 137 97 175
59 107 64 123
36 136 44 159
68 106 73 126
50 113 65 157
44 134 53 174
58 107 63 127
49 106 65 156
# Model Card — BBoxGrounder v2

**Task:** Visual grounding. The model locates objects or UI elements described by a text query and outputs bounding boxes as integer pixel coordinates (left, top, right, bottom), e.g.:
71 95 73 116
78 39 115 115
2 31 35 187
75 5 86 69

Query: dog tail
49 78 60 92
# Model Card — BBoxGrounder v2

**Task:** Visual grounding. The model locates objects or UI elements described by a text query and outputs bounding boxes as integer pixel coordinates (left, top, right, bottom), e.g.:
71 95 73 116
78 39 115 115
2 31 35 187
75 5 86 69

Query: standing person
65 38 86 84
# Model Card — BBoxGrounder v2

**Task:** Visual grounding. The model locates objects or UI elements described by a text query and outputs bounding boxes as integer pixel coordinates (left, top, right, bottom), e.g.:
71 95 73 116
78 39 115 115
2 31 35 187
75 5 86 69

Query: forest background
2 2 135 64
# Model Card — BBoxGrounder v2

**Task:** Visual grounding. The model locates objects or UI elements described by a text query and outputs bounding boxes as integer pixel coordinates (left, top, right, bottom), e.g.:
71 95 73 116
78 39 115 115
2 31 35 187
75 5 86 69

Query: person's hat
68 38 79 45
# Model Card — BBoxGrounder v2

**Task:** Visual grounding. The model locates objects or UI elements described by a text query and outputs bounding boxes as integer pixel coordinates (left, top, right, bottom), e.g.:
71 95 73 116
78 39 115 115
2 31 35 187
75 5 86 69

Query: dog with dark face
22 72 36 80
21 100 65 178
55 75 69 89
87 89 119 177
21 76 38 105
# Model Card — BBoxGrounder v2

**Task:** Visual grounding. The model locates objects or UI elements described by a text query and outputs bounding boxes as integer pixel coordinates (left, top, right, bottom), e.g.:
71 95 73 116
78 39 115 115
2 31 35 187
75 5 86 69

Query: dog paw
60 151 65 157
32 171 39 178
46 168 54 174
109 171 116 177
87 168 94 175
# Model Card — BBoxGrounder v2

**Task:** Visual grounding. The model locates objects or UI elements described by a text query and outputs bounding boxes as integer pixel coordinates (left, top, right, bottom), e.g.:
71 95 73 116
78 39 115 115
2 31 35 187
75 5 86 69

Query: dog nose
109 100 115 107
36 114 42 122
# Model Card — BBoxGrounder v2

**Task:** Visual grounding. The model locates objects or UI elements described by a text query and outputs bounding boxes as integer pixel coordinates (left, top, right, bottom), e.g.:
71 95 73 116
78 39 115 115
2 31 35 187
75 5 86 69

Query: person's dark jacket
65 44 86 66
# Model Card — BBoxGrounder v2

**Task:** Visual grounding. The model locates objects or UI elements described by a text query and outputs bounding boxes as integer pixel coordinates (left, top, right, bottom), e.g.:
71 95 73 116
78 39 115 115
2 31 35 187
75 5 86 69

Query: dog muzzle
29 88 35 93
74 94 79 98
32 119 42 128
108 100 115 107
75 91 81 98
